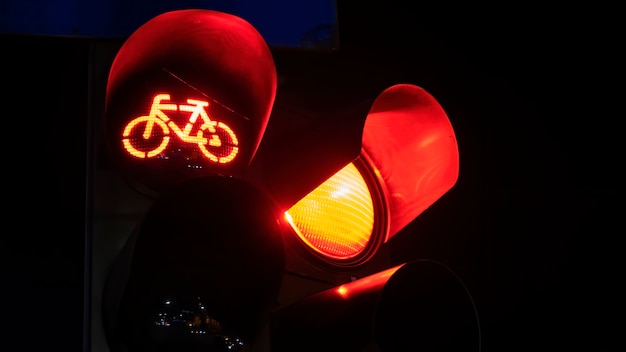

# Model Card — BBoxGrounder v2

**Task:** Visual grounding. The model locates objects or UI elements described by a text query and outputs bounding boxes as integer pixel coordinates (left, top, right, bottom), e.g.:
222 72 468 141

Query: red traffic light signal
120 93 240 164
104 9 277 196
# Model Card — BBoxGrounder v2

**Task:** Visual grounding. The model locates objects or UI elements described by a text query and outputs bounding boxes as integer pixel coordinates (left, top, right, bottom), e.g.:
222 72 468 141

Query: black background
2 1 621 351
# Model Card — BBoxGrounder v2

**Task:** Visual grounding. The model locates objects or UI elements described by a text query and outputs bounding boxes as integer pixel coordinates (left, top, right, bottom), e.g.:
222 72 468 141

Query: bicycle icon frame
122 93 239 164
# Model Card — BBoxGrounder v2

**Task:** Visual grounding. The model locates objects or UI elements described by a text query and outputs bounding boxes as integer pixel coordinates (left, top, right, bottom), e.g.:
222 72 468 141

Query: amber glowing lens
284 162 375 260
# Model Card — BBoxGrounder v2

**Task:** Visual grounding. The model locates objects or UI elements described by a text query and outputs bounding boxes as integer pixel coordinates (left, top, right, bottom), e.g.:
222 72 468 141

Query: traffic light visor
362 84 459 239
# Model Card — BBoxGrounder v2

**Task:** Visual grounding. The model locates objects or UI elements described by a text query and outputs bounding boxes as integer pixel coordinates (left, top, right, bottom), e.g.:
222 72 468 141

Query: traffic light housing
100 9 282 351
99 8 479 352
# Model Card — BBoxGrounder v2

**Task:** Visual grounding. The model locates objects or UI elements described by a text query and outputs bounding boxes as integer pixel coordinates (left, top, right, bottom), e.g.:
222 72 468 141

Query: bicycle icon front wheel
122 115 170 158
198 121 239 164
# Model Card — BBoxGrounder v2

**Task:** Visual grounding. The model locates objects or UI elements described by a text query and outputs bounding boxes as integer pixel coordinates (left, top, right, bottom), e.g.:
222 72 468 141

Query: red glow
362 84 459 240
335 264 403 299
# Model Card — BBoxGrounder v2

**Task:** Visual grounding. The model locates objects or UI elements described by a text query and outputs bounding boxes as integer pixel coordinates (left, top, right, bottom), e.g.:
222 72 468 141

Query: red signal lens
121 93 240 164
108 89 250 195
284 156 386 265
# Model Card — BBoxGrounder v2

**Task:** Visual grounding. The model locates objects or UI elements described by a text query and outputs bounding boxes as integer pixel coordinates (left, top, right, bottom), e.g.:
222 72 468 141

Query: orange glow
284 162 375 260
122 93 239 163
335 264 403 299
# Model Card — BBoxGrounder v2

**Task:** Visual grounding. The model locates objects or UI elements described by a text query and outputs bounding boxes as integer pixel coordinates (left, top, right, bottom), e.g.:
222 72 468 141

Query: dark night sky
2 1 622 351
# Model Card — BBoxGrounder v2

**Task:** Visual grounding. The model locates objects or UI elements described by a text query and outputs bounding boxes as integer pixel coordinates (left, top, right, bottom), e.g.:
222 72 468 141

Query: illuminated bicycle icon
122 93 239 164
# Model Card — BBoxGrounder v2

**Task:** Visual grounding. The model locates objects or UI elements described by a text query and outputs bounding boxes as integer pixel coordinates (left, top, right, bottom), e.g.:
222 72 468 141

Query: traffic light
100 9 282 351
254 82 479 351
99 8 479 352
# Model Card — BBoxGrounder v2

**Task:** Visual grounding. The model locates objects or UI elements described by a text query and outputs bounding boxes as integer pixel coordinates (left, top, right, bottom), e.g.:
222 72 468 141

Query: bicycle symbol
122 93 239 164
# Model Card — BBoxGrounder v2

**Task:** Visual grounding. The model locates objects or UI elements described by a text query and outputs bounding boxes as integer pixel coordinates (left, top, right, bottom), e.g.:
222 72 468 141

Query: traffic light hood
106 9 276 127
362 83 459 240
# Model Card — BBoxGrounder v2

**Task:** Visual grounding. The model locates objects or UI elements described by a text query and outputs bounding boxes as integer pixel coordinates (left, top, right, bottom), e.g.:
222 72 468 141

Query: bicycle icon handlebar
122 93 239 164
